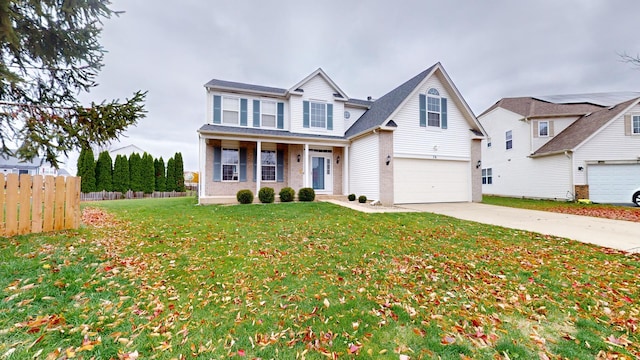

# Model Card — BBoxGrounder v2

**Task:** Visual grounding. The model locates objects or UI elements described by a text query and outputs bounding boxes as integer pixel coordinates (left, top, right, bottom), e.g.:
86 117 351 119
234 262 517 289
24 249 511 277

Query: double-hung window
223 97 239 124
482 168 493 185
506 130 513 150
261 150 276 181
427 88 441 127
538 121 549 137
221 148 239 181
261 101 276 128
633 115 640 135
310 102 326 128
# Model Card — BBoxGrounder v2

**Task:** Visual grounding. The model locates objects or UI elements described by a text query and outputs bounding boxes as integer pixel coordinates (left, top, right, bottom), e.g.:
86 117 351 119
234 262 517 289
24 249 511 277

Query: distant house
107 144 147 158
0 154 58 176
197 63 486 205
479 92 640 205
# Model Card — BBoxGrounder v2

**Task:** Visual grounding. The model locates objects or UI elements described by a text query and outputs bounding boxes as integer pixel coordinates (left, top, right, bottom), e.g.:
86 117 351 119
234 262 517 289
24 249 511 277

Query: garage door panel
394 159 469 204
588 164 640 203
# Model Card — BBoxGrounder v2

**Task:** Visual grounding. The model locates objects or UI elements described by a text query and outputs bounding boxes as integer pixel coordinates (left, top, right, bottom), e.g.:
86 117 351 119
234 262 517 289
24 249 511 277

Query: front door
311 155 333 193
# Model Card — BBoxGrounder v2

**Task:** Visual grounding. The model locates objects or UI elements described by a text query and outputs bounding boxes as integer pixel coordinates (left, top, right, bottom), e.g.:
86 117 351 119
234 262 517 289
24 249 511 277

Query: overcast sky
73 0 640 172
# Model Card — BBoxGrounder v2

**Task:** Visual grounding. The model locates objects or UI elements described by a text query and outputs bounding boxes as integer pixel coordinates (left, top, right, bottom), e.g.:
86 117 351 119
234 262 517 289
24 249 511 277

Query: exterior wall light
476 160 482 169
386 155 391 166
336 155 340 164
297 154 301 162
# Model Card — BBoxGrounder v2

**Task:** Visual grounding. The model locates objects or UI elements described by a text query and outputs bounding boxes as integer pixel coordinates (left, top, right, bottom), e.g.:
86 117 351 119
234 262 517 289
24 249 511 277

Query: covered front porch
198 131 350 204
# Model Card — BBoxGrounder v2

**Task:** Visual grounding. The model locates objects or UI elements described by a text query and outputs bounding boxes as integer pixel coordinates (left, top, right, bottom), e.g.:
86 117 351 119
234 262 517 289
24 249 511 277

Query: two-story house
479 92 640 205
198 63 486 205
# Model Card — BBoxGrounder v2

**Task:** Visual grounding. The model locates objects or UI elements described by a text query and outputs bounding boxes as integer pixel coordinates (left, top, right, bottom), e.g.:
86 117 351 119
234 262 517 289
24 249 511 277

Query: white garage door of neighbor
588 164 640 203
394 159 470 204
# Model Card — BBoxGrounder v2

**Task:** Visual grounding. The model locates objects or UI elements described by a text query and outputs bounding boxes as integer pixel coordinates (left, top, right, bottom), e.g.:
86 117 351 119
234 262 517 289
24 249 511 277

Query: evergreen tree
113 155 130 193
166 157 176 192
154 157 166 192
129 153 143 192
141 152 155 194
0 1 146 167
77 147 96 193
95 151 113 191
173 152 186 192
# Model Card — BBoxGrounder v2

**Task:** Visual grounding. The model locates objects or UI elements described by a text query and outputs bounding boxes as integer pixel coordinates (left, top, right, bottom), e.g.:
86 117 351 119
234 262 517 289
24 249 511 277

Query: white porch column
198 135 206 203
303 143 309 188
343 145 349 195
256 141 262 195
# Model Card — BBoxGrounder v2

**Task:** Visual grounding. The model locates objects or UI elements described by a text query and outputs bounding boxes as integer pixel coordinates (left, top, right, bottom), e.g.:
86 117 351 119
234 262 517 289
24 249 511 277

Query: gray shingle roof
532 97 639 156
199 124 347 141
479 97 604 118
345 64 437 138
205 79 287 96
0 154 42 168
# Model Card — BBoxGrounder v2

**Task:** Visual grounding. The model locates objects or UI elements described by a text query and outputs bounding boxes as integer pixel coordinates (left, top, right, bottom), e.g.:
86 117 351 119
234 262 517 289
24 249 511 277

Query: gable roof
532 97 640 156
0 153 42 168
345 64 437 138
288 68 349 99
480 97 605 118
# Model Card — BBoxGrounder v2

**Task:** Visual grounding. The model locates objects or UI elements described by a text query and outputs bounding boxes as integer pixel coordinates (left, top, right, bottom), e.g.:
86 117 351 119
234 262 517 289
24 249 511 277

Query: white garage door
394 159 470 204
588 164 640 204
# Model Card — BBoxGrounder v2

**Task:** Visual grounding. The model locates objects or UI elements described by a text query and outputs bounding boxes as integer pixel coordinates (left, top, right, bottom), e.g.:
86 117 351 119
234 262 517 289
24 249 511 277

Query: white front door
310 155 333 193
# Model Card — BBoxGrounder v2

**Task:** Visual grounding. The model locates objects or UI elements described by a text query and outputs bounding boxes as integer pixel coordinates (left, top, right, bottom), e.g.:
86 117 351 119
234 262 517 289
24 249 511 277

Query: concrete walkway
400 203 640 253
323 200 640 253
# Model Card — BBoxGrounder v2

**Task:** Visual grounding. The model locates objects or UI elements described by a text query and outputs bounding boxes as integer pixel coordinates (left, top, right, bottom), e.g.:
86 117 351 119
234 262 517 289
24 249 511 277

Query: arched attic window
419 88 448 129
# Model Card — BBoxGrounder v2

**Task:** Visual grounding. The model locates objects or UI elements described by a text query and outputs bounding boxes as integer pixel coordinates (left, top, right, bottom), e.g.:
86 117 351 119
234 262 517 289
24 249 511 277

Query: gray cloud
74 0 640 172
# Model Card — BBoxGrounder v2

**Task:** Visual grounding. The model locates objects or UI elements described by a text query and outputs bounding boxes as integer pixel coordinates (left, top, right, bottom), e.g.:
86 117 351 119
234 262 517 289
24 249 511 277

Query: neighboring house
479 92 640 204
0 153 59 176
107 144 147 159
198 63 486 205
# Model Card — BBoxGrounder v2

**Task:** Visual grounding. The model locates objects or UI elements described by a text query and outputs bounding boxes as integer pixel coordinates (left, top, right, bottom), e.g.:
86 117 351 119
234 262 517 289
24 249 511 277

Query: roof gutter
528 149 573 158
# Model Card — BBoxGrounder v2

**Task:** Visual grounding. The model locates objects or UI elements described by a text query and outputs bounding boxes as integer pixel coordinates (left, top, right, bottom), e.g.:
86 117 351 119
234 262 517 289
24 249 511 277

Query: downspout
198 135 206 204
256 141 262 196
565 150 574 200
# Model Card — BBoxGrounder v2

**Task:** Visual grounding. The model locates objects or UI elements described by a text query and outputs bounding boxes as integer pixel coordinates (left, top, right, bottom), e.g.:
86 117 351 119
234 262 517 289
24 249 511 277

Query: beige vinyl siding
480 108 573 199
344 106 367 133
208 91 289 130
530 116 578 152
289 75 345 136
573 104 640 185
393 74 470 159
349 134 379 200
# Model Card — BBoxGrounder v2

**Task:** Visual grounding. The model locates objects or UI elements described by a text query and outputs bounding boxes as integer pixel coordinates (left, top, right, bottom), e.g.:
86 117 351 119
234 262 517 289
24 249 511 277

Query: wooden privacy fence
1 174 81 237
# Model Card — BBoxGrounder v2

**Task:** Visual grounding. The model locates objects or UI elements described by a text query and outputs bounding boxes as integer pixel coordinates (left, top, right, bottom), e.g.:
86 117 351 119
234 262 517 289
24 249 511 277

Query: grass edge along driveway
1 197 639 359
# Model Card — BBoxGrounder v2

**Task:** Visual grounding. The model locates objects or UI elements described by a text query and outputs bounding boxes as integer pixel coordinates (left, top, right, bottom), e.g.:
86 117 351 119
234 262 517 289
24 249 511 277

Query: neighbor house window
261 101 276 128
487 138 492 148
482 168 492 185
539 121 549 137
506 130 513 149
633 115 640 134
223 97 239 124
310 102 326 128
261 150 276 181
427 88 441 127
222 148 239 181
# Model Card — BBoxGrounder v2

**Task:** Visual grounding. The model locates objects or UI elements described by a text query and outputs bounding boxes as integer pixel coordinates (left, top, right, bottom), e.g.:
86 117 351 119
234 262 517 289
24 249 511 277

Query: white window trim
538 121 549 137
221 148 239 182
222 96 239 125
310 101 327 129
633 115 640 135
482 168 493 185
261 149 277 182
506 130 513 150
261 100 277 128
426 88 441 128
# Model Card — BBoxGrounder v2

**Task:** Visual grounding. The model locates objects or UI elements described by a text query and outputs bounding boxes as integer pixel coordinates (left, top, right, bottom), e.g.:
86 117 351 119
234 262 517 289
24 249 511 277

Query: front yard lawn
1 197 639 359
483 195 640 222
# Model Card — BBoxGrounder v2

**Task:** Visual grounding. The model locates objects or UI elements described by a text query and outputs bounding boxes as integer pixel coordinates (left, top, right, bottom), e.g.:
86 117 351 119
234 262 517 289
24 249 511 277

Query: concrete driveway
400 202 640 253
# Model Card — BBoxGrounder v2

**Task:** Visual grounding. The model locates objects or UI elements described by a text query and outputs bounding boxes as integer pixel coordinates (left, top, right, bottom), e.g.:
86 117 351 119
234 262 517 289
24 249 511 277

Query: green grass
1 197 639 359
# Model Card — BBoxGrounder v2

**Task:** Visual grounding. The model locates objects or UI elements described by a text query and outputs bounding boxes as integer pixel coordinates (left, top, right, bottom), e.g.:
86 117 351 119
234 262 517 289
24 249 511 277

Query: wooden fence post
43 176 55 232
53 176 66 231
32 175 43 233
5 174 19 236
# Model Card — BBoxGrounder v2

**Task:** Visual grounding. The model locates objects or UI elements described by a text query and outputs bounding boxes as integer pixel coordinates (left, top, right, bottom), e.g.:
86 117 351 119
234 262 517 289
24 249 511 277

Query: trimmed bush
237 189 254 204
258 187 275 204
358 195 367 203
298 187 315 202
279 187 295 203
348 194 356 201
